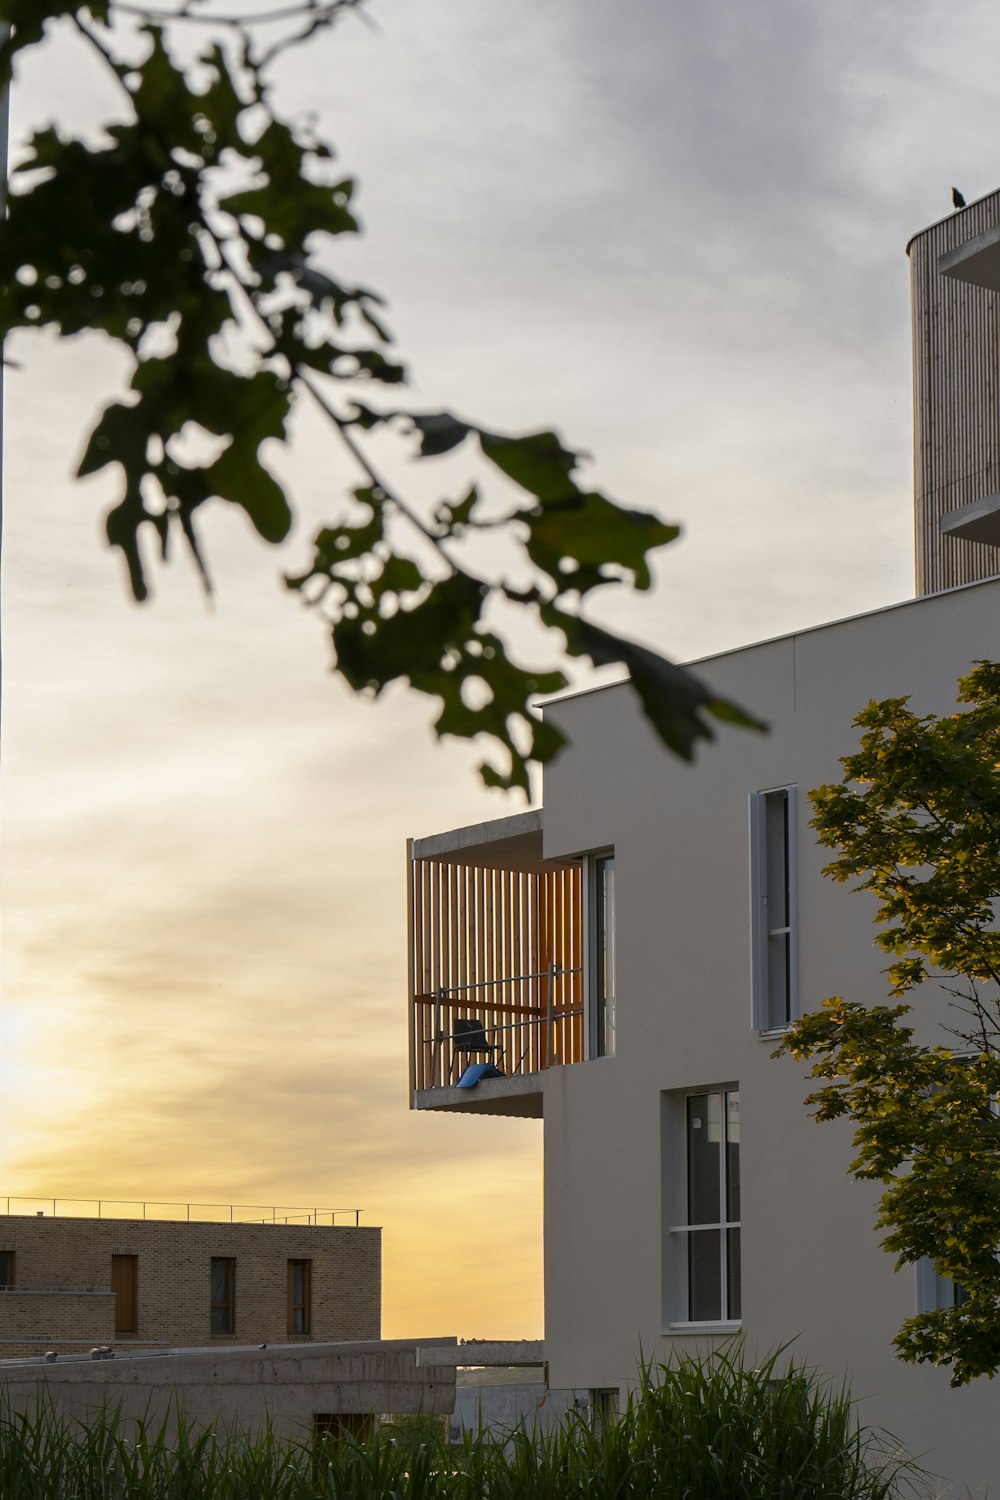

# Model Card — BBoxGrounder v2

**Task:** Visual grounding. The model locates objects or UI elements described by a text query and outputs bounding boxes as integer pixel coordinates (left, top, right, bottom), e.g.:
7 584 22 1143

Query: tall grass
628 1343 918 1500
0 1344 926 1499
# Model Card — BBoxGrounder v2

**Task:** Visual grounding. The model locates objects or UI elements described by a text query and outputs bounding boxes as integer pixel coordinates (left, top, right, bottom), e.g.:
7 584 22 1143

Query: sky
3 0 1000 1339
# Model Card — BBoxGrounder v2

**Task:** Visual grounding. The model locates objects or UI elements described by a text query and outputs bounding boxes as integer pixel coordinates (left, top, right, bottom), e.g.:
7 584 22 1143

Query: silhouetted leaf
3 6 764 790
479 428 579 501
544 606 765 761
409 412 473 457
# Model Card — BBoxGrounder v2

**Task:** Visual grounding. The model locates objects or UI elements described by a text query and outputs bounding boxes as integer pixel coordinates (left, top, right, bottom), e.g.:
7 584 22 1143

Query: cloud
7 0 1000 1340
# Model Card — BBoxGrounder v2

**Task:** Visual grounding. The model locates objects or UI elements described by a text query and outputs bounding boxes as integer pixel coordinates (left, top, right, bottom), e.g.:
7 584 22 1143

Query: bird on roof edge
952 187 967 211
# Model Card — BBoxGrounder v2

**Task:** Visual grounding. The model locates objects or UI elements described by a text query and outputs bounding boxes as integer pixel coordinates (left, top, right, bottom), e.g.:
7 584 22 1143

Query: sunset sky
4 0 1000 1338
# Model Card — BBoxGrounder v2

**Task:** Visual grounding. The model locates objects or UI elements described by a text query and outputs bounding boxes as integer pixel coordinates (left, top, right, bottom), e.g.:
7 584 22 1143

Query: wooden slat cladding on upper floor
909 190 1000 594
407 855 584 1095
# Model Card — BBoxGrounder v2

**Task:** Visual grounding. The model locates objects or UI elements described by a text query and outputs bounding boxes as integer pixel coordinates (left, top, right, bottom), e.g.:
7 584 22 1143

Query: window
288 1259 311 1334
750 787 798 1030
589 1388 619 1431
587 853 616 1057
916 1258 970 1312
0 1251 13 1289
669 1089 741 1324
314 1413 375 1443
210 1257 235 1333
111 1254 137 1334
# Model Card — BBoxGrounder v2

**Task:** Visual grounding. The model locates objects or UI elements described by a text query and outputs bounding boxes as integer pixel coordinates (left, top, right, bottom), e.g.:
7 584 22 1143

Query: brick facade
0 1215 380 1358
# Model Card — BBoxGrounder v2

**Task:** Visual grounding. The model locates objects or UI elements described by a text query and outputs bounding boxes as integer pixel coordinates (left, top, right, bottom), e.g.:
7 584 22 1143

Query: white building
405 195 1000 1494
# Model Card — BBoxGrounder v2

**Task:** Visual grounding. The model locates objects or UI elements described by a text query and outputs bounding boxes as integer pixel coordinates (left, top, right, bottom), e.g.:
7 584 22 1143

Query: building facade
0 1212 380 1359
408 580 1000 1492
406 198 1000 1494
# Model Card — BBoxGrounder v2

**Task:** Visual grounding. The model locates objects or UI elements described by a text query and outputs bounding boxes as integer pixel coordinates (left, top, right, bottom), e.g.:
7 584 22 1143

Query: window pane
765 791 789 928
211 1259 230 1304
293 1262 305 1302
210 1258 233 1332
727 1228 742 1319
687 1093 721 1224
725 1092 741 1222
766 933 790 1029
688 1229 722 1322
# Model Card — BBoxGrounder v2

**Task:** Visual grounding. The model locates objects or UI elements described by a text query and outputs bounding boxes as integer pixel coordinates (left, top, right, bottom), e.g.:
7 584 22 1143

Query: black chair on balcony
448 1017 503 1081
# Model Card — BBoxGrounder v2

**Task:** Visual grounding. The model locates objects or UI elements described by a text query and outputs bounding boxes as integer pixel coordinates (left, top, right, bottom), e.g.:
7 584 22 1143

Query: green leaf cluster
780 663 1000 1384
290 415 764 788
0 0 763 790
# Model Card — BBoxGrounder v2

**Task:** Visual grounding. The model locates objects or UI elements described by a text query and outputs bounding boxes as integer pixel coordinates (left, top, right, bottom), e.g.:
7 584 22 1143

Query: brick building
0 1210 380 1359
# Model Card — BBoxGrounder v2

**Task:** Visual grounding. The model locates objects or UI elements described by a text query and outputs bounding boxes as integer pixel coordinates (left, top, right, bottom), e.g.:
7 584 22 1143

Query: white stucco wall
537 577 1000 1497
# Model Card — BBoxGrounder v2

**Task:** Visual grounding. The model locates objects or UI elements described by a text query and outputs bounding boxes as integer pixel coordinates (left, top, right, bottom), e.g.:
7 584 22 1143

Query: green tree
780 661 1000 1385
0 0 761 792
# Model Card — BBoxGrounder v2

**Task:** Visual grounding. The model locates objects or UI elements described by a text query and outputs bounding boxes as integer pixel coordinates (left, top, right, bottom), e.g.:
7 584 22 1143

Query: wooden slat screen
909 190 1000 595
409 858 585 1091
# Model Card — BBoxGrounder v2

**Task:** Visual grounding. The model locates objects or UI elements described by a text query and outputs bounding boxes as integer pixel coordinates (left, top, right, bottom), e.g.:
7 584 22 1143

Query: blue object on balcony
456 1062 504 1089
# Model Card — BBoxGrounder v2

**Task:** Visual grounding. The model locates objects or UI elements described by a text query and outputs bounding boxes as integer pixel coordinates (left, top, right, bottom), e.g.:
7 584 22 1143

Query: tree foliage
0 0 763 791
780 662 1000 1385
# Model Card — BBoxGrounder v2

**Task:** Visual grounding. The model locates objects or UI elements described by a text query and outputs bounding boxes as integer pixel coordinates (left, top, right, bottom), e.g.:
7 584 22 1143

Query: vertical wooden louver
408 857 584 1092
909 190 1000 594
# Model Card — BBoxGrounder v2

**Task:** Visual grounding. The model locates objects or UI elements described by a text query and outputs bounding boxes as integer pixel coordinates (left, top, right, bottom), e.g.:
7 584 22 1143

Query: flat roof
411 809 544 866
904 187 1000 255
535 574 1000 712
0 1337 458 1370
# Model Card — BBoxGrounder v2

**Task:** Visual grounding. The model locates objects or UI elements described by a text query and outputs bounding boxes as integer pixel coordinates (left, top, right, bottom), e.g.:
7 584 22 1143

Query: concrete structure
452 1371 580 1443
416 1341 592 1441
0 1339 456 1441
0 1211 380 1359
406 200 1000 1496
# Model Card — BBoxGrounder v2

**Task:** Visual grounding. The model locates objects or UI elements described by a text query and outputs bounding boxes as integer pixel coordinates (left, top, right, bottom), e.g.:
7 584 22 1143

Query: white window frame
913 1070 992 1315
584 851 616 1059
664 1086 741 1330
750 786 799 1033
915 1258 969 1312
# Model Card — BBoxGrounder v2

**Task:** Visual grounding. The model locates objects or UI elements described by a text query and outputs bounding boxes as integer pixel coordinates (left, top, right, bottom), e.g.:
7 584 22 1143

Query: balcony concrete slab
412 810 543 870
413 1074 543 1118
940 225 1000 292
939 492 1000 547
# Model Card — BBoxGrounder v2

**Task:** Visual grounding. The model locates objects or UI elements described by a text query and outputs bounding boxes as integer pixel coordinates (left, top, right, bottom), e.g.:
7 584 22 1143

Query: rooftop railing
0 1197 363 1226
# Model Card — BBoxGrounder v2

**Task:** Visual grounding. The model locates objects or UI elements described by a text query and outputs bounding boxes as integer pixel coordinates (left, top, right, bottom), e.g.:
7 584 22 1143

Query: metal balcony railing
408 855 586 1092
421 965 583 1087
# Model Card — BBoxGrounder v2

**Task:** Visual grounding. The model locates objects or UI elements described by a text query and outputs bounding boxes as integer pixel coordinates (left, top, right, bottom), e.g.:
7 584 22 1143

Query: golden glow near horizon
1 352 543 1335
4 0 999 1341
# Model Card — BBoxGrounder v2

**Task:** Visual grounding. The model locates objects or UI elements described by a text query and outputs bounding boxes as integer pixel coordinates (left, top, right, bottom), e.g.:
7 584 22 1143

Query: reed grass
0 1344 926 1499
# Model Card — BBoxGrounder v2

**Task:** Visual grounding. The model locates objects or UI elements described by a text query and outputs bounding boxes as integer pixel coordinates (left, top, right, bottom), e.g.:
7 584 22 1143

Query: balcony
406 811 584 1117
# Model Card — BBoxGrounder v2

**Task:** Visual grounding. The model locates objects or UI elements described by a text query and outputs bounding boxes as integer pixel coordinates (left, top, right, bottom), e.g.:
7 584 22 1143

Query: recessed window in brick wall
288 1259 311 1334
112 1254 138 1333
0 1251 13 1288
210 1257 235 1333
